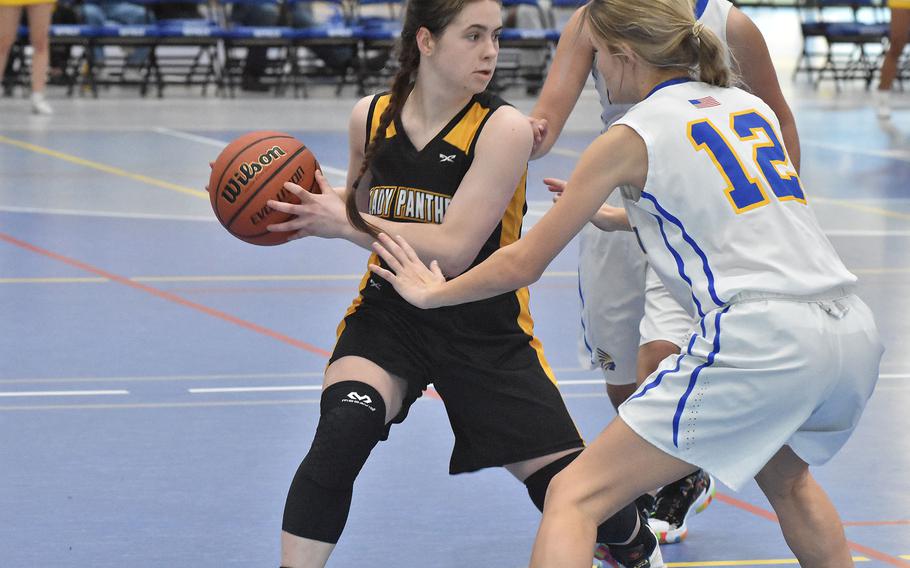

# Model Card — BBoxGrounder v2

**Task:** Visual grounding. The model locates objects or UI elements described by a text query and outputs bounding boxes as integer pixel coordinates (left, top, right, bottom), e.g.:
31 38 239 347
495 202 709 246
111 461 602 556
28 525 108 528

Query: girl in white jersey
366 0 884 565
528 0 801 545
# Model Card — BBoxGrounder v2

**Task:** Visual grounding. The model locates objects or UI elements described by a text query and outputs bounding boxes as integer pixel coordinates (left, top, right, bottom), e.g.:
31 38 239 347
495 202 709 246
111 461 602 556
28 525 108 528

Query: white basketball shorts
577 195 693 385
618 291 883 490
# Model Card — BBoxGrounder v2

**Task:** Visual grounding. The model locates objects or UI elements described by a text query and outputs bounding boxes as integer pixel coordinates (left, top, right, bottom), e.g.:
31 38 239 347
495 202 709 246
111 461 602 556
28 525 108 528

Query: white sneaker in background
30 92 53 115
874 89 891 119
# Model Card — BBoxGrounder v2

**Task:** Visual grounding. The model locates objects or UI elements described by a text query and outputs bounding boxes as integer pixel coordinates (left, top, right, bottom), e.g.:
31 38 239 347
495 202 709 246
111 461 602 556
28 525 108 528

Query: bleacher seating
4 0 568 98
794 0 890 89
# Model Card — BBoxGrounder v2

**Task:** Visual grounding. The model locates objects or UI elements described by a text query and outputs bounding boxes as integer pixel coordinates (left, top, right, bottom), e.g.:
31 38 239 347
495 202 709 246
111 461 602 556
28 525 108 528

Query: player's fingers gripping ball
208 131 319 246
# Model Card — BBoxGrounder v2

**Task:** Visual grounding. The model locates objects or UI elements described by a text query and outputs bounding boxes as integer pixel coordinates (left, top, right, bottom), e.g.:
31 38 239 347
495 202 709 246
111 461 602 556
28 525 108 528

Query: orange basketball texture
208 131 319 246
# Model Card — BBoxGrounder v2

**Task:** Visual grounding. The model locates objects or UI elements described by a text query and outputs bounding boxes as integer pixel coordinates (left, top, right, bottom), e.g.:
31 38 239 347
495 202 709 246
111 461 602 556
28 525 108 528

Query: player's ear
416 26 435 56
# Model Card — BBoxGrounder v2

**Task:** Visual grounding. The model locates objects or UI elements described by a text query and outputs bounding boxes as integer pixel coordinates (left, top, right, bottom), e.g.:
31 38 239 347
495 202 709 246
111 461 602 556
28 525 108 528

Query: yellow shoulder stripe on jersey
369 94 397 143
442 102 491 154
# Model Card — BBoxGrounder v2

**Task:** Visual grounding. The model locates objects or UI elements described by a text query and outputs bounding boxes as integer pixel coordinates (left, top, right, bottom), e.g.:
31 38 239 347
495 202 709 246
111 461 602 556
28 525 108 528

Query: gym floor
1 8 909 567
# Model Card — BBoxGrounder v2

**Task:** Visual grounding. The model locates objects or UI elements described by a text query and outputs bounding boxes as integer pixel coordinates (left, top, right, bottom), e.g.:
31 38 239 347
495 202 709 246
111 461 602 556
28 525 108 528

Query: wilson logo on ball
220 145 288 204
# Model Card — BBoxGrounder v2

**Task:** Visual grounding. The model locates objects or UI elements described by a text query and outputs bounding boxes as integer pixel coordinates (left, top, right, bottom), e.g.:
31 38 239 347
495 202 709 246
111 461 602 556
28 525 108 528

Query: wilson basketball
208 131 319 246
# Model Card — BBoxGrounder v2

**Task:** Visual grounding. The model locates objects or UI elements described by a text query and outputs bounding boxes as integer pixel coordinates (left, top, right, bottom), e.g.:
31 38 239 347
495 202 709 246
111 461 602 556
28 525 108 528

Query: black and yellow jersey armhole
441 91 511 157
365 93 395 150
467 100 502 156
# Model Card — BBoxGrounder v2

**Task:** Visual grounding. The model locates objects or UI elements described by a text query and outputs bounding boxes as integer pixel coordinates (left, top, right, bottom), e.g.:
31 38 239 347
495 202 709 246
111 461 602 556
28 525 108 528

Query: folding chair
813 0 889 90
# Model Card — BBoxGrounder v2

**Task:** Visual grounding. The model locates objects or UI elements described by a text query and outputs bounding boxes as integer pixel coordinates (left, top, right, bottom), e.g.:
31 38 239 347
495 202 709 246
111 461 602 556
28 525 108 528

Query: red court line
716 492 910 566
0 232 331 358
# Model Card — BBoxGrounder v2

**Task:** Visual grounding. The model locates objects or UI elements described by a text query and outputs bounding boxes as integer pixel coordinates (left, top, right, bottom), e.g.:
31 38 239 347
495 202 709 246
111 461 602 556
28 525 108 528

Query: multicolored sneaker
648 469 715 544
593 542 619 568
607 523 665 568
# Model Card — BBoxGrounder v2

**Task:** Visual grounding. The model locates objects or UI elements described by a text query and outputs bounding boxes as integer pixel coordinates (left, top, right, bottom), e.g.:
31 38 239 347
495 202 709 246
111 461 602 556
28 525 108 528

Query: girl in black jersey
266 1 661 567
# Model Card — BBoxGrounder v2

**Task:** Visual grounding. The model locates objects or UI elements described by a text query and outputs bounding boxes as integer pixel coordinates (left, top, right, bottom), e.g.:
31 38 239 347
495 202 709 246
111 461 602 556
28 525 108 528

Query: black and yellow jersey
360 90 528 303
333 92 564 414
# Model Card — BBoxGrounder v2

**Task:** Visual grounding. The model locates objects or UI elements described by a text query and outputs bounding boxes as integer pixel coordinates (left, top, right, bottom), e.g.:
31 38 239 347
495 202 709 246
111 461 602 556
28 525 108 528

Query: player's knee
282 381 386 541
524 450 582 512
756 457 811 501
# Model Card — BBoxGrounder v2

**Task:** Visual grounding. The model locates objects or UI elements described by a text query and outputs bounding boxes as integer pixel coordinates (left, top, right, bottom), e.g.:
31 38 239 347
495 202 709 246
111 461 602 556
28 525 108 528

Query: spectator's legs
232 3 280 90
876 7 910 118
81 3 106 65
879 8 910 93
107 2 153 66
26 2 53 95
0 6 23 87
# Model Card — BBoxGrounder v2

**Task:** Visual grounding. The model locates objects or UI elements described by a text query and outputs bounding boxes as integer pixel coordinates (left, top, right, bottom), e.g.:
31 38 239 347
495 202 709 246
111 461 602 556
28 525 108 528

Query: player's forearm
431 246 537 307
344 215 480 277
779 119 801 173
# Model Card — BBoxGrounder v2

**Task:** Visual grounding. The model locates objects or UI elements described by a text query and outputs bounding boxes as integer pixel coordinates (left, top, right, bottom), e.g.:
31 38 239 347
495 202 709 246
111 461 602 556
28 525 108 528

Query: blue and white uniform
578 0 732 384
614 79 883 489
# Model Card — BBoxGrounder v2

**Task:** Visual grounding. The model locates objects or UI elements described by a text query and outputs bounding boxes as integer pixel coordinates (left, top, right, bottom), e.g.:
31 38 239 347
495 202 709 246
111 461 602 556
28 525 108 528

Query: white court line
189 385 322 394
151 127 349 178
0 390 129 398
189 380 603 394
826 230 910 237
6 204 910 235
0 205 214 222
0 372 325 385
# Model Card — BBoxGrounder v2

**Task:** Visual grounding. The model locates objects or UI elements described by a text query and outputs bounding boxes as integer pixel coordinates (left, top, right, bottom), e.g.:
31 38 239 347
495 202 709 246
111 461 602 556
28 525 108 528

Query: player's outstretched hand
266 171 348 241
529 117 549 159
369 233 446 309
543 177 566 203
591 204 632 232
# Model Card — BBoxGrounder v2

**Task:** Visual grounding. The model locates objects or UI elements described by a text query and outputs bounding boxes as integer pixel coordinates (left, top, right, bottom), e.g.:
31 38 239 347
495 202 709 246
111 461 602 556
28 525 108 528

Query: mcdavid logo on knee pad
344 391 377 412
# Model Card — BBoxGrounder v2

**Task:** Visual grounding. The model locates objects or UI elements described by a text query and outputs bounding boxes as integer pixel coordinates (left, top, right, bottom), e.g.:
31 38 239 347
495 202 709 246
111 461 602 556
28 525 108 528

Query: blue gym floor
2 11 910 567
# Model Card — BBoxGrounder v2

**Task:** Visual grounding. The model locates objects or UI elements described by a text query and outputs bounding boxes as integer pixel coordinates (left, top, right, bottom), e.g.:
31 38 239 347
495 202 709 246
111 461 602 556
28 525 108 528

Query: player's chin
469 72 494 91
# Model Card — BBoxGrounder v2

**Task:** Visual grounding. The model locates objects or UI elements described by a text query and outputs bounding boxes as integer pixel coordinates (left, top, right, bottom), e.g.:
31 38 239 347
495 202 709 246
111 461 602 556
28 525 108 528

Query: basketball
208 131 320 246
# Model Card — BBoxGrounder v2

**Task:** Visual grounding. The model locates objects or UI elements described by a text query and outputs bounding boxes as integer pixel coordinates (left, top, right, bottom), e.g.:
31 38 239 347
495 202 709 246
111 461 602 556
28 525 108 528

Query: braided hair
345 0 498 237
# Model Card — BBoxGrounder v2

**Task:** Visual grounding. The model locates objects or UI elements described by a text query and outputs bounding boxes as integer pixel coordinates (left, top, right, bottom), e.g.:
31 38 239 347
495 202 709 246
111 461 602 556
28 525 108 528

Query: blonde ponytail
582 0 733 88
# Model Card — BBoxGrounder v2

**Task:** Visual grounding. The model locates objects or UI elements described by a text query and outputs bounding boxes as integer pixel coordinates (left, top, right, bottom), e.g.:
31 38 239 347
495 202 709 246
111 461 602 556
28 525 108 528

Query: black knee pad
523 449 638 544
282 381 386 542
523 450 583 512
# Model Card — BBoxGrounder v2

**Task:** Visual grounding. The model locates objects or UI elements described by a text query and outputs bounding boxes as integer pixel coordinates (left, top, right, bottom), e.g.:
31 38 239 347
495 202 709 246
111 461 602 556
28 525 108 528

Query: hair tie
692 22 703 41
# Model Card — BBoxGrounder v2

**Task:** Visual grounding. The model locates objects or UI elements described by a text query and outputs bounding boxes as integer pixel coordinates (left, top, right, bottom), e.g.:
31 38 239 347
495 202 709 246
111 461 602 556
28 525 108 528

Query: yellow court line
667 559 872 567
0 134 207 200
814 197 910 221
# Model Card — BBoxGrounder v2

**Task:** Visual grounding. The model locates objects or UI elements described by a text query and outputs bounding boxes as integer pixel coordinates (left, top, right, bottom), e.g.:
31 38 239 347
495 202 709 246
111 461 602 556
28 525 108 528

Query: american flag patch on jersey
688 96 721 108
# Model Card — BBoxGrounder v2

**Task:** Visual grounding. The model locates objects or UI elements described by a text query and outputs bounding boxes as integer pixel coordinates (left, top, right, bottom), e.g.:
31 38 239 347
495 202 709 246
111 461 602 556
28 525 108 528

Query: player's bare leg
606 383 638 411
636 340 680 387
754 446 853 568
530 418 696 568
280 535 334 568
